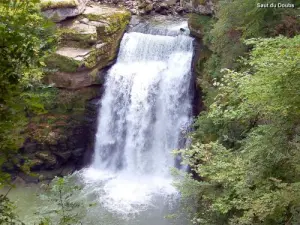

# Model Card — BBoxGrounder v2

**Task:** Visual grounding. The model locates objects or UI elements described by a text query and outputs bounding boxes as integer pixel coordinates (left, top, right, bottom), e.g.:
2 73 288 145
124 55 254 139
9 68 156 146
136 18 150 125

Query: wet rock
130 8 138 14
30 158 45 170
23 142 38 154
129 15 140 26
17 86 102 182
145 3 154 13
72 148 85 158
175 6 185 13
35 151 57 169
159 2 168 9
60 164 76 176
53 151 72 163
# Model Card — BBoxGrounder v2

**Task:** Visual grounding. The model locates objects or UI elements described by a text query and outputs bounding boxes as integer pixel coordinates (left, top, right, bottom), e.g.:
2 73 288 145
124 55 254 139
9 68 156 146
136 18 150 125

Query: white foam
82 168 178 214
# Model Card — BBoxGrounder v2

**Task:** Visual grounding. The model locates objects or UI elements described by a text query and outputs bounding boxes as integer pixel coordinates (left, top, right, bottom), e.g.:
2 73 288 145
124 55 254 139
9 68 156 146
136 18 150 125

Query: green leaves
178 35 300 225
37 176 94 225
0 0 56 187
0 194 25 225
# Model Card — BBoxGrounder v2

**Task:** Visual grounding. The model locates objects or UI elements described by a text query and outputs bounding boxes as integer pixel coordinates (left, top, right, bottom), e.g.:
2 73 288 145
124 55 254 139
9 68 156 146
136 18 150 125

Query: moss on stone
83 49 98 69
88 68 103 85
45 53 81 73
83 49 107 69
84 10 131 35
40 0 79 11
104 11 131 35
59 28 97 48
88 67 99 78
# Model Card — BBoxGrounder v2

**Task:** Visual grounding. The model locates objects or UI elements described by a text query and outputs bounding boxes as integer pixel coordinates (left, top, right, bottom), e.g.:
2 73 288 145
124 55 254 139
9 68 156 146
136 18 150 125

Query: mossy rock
82 5 131 36
104 11 131 35
83 44 112 69
40 0 79 11
58 20 100 48
44 4 130 89
59 27 98 48
45 52 82 73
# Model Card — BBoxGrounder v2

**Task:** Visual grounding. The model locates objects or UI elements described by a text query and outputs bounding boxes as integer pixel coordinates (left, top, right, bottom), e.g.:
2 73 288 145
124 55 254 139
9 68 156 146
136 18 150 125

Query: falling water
82 19 194 218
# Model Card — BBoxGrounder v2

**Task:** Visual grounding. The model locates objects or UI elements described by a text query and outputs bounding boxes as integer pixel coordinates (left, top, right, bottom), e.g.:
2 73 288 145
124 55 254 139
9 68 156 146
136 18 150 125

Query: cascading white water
83 20 194 216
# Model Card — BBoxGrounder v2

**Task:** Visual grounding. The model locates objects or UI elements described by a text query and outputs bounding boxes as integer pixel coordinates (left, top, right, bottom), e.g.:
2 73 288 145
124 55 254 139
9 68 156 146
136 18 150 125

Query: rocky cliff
44 1 131 89
15 0 131 183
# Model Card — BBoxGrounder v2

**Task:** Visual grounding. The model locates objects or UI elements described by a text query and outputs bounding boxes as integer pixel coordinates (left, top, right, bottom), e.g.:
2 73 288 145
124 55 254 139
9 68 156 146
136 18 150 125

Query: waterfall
83 20 194 215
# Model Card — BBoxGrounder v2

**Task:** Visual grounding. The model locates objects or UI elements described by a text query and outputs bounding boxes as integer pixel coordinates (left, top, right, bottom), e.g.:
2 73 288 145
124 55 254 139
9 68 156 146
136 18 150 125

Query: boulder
41 0 89 22
45 48 105 88
145 3 154 13
53 151 72 163
130 15 141 26
180 0 214 15
29 158 45 170
165 0 177 6
175 6 185 13
12 176 27 186
45 4 131 89
35 151 58 169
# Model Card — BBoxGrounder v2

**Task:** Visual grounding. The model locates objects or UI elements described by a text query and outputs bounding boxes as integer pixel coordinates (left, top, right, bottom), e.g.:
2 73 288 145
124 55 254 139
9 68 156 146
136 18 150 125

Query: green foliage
37 176 94 225
0 194 24 225
178 35 300 224
0 0 56 186
199 0 299 91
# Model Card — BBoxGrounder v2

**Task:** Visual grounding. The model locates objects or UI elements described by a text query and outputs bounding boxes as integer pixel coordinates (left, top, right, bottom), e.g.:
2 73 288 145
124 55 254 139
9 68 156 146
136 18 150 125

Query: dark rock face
189 14 213 116
191 38 204 116
17 86 102 183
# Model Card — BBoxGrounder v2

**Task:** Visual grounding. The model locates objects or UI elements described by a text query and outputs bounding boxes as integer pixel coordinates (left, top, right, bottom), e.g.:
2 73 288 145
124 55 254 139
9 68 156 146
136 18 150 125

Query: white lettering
257 2 295 8
278 3 295 8
257 3 269 8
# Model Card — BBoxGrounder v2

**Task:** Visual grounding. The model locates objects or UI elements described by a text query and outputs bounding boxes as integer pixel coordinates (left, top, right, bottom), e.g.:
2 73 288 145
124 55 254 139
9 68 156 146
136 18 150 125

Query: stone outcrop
43 2 131 89
181 0 214 15
41 0 89 22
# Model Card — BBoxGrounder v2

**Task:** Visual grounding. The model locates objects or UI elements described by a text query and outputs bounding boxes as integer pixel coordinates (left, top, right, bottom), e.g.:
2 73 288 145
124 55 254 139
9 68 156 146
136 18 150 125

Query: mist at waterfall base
80 20 194 224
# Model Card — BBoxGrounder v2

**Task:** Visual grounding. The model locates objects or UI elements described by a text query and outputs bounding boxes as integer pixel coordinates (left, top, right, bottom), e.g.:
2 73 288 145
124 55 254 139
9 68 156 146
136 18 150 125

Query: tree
176 35 300 224
37 176 94 225
0 0 56 223
0 0 56 186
